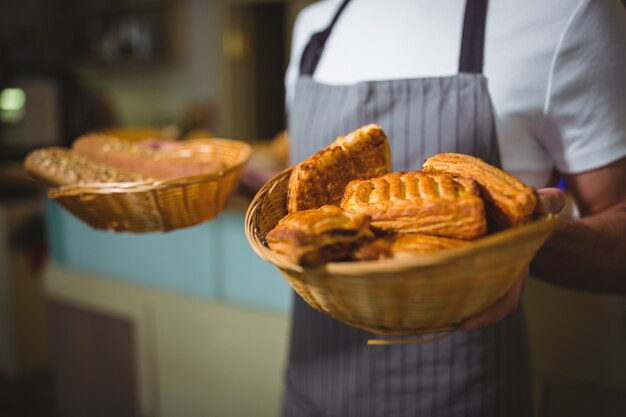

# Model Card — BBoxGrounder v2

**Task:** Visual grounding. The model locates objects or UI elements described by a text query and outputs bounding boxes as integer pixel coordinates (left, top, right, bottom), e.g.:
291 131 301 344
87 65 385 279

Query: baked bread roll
422 153 537 227
341 171 486 239
352 233 470 261
266 205 374 266
24 147 147 186
287 124 391 213
72 134 225 181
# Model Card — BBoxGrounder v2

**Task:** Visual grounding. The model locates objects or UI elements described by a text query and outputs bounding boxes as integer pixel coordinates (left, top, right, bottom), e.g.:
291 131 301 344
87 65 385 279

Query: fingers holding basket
536 187 566 215
458 267 529 332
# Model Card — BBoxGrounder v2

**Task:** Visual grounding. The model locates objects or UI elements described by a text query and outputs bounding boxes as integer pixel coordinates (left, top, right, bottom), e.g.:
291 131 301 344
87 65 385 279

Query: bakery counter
45 196 292 313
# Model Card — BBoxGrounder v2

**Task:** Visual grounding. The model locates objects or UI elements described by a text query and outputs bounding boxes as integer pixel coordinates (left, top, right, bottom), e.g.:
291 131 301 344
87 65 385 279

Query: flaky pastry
422 153 537 227
351 233 470 261
341 171 486 239
266 205 374 266
287 124 391 213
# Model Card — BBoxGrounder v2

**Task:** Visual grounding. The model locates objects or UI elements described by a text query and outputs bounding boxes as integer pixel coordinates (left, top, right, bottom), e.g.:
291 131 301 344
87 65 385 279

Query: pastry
23 147 146 186
341 171 486 239
351 233 470 261
266 205 374 266
287 124 391 213
422 153 537 227
72 134 225 180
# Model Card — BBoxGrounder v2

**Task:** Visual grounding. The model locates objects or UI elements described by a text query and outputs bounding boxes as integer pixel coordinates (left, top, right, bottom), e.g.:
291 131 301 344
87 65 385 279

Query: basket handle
367 331 453 346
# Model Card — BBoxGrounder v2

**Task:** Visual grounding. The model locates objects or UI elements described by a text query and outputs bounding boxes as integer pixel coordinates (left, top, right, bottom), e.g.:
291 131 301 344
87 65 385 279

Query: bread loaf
24 147 146 186
72 134 225 180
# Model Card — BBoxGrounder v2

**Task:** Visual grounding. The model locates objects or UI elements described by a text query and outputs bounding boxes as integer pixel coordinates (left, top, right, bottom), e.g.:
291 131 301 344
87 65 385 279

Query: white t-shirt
285 0 626 188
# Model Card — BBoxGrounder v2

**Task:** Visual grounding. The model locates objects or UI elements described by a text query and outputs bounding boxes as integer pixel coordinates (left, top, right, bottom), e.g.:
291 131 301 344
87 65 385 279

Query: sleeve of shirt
541 0 626 174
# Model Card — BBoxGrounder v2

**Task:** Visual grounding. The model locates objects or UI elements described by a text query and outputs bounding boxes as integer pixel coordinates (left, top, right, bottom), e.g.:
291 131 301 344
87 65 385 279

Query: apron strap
458 0 490 73
299 0 352 76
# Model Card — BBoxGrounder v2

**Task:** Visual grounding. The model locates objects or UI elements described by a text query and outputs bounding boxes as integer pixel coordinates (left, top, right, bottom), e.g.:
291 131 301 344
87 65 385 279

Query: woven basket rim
244 167 558 276
48 138 251 198
249 213 557 275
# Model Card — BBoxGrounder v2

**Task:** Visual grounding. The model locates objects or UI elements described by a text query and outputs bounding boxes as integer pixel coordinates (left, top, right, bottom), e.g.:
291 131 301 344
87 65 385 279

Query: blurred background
0 1 624 417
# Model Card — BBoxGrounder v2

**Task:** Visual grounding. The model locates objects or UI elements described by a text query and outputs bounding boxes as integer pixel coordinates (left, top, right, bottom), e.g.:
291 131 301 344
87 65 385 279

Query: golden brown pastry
266 205 374 266
287 124 391 213
341 171 486 239
351 233 470 261
72 134 225 180
23 147 146 186
422 153 538 227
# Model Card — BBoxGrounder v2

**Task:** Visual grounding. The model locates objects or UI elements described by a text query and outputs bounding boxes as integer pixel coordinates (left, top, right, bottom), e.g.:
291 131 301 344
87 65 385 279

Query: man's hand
239 163 279 193
459 187 566 332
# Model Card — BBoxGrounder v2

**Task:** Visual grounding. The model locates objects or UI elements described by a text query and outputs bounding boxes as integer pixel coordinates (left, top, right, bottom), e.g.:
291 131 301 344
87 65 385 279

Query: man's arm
460 157 626 331
531 156 626 293
459 186 566 332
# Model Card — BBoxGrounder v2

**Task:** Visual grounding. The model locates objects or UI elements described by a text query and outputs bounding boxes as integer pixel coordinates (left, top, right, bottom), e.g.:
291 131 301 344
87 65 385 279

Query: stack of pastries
266 124 538 267
24 134 225 186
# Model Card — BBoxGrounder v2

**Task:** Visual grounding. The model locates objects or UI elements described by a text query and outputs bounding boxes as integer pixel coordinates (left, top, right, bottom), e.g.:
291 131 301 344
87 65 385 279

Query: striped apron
282 1 532 416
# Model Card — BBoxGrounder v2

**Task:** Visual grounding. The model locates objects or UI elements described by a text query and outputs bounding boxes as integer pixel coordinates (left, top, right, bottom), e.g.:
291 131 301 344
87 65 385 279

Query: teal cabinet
46 201 292 312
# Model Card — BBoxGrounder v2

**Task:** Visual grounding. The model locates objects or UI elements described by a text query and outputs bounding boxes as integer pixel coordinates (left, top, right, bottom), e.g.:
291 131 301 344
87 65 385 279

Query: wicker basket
245 168 558 336
49 139 251 233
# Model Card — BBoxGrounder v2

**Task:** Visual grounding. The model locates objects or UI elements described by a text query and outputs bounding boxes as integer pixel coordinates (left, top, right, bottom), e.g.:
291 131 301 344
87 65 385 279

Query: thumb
537 187 566 215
